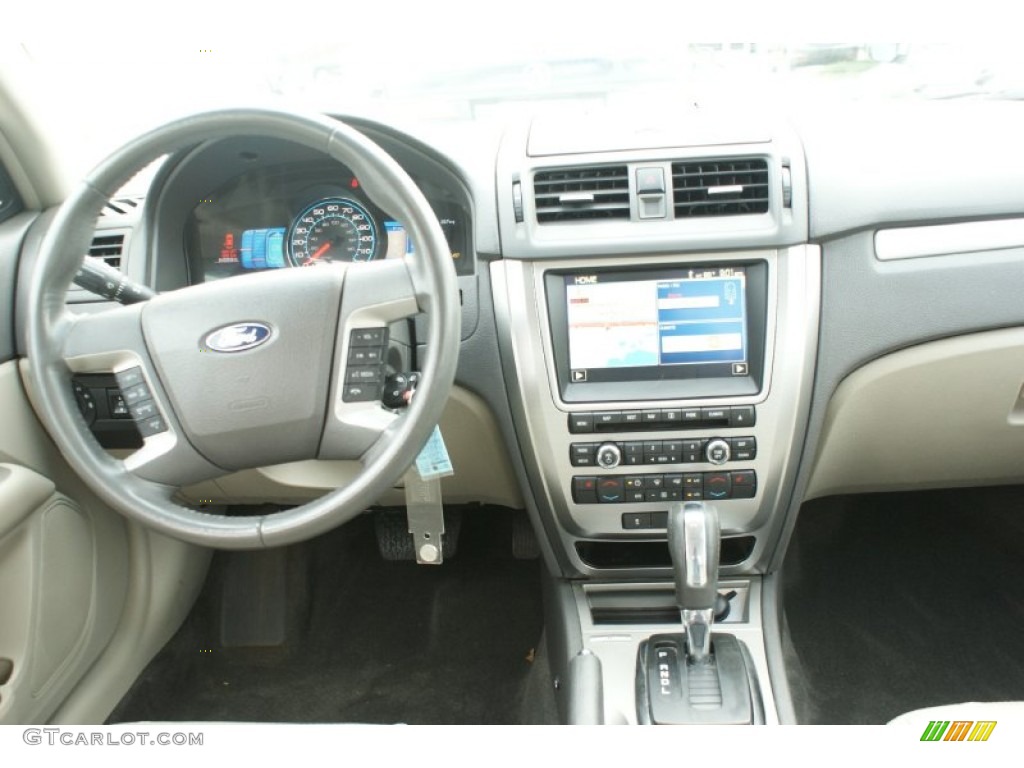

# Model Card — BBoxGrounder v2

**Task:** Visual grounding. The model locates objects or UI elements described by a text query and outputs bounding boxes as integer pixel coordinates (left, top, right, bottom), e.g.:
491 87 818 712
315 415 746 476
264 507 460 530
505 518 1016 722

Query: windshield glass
9 16 1024 176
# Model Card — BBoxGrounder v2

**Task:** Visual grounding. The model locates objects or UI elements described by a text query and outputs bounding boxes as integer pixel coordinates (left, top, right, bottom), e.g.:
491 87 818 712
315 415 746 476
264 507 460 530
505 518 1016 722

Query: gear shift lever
636 501 760 724
667 501 720 664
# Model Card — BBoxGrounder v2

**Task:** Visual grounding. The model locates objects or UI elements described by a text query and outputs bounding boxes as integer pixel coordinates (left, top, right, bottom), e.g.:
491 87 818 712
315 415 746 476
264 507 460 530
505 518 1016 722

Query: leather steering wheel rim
24 108 460 549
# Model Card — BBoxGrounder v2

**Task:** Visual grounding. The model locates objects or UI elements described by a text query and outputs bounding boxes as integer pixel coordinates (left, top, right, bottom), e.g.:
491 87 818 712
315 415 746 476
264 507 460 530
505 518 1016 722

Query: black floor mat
782 487 1024 724
109 508 551 724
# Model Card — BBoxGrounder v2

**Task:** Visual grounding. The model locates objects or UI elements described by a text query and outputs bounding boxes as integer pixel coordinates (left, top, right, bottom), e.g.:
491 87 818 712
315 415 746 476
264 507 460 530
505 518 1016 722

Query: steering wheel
24 109 460 549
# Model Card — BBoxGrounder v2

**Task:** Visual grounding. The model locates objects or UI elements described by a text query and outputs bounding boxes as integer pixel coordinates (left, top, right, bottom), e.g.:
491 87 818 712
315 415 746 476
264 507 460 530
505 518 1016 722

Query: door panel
0 361 132 724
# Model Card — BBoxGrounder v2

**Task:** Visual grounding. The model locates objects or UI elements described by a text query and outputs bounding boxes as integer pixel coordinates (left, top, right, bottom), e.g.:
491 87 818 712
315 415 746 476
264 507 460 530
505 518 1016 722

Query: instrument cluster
186 161 470 281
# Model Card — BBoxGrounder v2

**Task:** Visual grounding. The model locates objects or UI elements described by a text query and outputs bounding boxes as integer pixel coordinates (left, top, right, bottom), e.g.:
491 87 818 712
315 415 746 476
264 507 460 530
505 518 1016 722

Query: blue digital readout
656 277 747 365
384 220 415 256
239 227 287 269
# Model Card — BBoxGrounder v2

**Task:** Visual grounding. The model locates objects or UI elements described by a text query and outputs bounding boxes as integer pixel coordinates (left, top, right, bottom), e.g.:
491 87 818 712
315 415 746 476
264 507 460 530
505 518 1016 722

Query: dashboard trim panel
492 245 820 577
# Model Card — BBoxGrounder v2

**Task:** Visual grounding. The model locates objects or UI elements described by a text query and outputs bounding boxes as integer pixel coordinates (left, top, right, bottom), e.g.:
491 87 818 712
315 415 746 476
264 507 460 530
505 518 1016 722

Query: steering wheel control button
120 382 151 406
730 470 757 498
730 437 757 461
72 381 97 426
348 346 383 364
342 385 377 403
572 476 598 504
729 406 757 427
596 443 622 469
114 367 144 389
137 415 167 438
128 399 158 420
350 328 387 347
346 367 382 383
344 328 389 403
705 438 732 465
107 391 130 418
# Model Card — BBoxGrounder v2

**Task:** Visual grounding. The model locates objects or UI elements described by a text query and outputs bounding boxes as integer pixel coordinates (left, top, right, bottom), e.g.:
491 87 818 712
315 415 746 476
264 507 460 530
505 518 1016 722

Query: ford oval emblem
203 322 273 353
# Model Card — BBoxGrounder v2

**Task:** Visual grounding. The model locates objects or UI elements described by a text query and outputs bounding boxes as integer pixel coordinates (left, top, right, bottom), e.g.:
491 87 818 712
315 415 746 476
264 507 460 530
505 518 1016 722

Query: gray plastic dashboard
21 101 1024 577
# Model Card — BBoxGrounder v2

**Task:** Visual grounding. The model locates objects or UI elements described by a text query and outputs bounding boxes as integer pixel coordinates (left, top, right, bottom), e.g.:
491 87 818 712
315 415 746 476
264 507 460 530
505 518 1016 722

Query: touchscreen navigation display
564 267 748 382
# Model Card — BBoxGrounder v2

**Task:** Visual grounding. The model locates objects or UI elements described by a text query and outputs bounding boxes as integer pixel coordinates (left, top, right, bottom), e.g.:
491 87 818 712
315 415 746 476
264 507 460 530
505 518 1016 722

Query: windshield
9 25 1024 178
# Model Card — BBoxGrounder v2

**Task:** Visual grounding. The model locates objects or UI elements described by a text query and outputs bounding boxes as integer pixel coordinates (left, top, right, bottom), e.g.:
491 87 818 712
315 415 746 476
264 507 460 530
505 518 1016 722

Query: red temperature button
704 472 732 500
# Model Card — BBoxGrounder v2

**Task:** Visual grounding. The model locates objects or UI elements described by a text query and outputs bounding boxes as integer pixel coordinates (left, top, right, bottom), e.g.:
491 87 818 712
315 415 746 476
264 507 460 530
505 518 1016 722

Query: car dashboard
62 102 1024 724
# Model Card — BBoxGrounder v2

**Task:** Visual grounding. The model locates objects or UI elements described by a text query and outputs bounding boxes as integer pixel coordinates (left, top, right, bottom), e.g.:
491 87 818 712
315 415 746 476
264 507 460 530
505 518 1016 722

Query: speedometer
288 197 379 266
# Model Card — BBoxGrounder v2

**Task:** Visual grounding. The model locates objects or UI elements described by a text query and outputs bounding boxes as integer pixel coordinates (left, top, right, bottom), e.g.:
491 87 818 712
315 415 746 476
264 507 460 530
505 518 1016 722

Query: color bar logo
920 720 997 742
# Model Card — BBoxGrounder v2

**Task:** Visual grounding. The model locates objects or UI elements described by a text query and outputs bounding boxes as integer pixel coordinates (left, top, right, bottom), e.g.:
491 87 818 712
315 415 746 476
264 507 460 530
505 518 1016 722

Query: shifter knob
667 501 721 663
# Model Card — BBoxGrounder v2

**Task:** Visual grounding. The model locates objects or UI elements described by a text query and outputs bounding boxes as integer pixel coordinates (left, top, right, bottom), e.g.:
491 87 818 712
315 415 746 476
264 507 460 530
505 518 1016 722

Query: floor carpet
109 507 552 724
782 486 1024 724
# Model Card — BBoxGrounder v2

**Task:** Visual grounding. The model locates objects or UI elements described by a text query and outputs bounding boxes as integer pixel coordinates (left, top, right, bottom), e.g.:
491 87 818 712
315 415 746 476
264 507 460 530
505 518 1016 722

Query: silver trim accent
595 443 621 469
682 607 714 663
559 192 596 204
491 245 821 576
684 509 709 589
573 579 778 725
875 217 1024 261
708 185 744 195
705 437 731 466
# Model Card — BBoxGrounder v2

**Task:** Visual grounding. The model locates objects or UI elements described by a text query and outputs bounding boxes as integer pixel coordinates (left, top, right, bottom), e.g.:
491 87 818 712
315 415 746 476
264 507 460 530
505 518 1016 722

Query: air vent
534 165 629 223
100 197 142 218
671 158 769 218
88 233 125 270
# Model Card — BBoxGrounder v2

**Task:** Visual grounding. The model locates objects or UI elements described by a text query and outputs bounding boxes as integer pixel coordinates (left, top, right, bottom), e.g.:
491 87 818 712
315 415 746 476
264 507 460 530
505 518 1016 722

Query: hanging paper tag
415 426 454 480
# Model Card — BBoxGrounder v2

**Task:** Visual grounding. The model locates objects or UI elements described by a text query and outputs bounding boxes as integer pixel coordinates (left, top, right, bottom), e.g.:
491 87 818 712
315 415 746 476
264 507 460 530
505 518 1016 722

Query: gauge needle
305 242 331 265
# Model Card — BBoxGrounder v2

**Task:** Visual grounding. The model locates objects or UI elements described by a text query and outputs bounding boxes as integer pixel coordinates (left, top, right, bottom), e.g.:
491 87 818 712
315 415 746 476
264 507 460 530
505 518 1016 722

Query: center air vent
88 232 125 270
671 158 769 218
534 165 629 223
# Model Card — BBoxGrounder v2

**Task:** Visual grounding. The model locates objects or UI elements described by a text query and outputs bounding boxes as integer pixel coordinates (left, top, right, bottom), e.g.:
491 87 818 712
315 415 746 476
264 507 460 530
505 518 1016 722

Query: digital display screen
564 267 748 381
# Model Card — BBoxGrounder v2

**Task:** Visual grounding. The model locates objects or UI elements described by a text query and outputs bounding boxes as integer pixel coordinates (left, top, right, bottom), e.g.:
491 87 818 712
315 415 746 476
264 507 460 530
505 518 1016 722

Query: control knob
705 438 731 466
595 443 622 469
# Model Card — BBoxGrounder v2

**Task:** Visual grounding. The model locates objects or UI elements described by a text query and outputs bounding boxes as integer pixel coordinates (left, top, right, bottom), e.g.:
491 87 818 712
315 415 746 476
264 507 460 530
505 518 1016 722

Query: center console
494 246 817 567
491 113 818 723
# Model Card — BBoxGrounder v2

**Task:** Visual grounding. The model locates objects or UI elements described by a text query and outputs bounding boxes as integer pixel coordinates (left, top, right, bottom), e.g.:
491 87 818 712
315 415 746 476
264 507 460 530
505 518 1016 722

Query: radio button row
571 437 754 466
568 406 757 433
